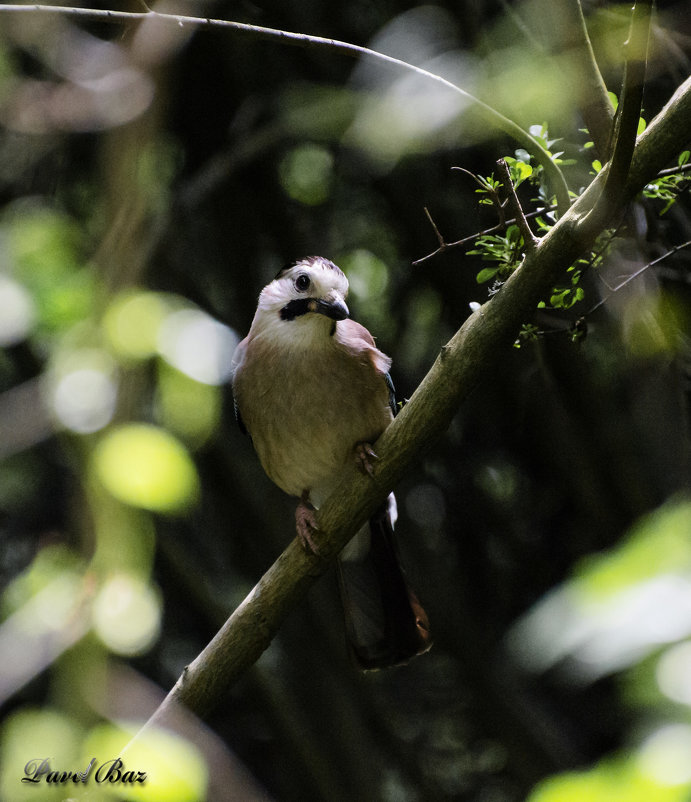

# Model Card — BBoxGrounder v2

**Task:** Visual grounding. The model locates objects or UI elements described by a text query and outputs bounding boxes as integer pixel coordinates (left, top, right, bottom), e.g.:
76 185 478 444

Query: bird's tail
337 495 432 670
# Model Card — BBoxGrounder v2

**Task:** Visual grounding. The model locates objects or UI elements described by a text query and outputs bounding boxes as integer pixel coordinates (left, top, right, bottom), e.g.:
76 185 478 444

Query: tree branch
560 0 616 158
591 0 653 223
127 73 691 738
0 2 571 215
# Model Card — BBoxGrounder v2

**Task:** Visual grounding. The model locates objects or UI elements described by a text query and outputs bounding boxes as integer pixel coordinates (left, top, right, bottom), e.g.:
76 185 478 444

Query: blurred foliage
0 1 690 801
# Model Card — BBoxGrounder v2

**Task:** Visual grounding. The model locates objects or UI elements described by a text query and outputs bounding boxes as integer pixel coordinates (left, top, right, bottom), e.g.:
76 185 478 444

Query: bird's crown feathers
258 256 349 314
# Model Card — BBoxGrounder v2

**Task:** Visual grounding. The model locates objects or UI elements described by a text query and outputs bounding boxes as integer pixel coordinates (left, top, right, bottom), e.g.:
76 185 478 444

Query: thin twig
589 217 628 292
587 238 691 314
452 166 507 225
423 207 445 248
655 162 691 178
496 158 539 252
413 206 555 266
414 157 689 267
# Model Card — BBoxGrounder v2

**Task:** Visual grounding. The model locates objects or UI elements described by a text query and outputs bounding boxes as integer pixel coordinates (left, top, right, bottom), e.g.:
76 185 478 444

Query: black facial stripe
280 297 348 322
280 298 313 321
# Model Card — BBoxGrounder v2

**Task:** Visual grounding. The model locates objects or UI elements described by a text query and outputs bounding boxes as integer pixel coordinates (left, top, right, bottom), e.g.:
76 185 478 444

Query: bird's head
258 256 350 325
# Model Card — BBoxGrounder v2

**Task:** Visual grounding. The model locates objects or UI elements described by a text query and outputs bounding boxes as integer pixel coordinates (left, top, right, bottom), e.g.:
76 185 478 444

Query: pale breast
233 326 393 499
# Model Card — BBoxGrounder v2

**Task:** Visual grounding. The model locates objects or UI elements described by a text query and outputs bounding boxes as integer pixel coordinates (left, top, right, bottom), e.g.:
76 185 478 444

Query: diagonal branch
0 2 571 215
128 74 691 737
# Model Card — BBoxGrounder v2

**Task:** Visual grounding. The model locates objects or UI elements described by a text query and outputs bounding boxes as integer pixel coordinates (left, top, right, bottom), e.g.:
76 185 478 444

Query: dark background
1 1 690 800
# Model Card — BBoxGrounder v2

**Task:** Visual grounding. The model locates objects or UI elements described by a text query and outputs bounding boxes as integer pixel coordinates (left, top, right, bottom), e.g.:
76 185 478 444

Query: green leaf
476 267 499 283
550 289 568 308
504 156 533 187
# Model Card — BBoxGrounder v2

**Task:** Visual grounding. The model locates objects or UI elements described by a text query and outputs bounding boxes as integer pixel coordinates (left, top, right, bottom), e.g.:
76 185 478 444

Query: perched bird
231 256 431 669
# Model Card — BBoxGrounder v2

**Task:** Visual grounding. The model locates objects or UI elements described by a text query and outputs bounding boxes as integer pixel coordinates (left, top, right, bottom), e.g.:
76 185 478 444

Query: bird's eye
295 274 311 292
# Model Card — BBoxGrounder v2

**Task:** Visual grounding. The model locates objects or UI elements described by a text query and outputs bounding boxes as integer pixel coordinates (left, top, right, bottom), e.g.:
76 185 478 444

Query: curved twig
0 3 572 215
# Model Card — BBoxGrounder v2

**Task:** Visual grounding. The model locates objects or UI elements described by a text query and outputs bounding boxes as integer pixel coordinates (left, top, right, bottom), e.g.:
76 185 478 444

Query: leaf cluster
466 118 689 324
642 150 690 214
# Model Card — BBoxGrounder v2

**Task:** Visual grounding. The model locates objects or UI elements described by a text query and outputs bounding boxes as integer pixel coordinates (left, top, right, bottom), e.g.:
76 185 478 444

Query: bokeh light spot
47 348 118 435
0 275 36 346
278 144 334 205
103 290 168 361
637 724 691 786
158 308 237 385
52 367 117 434
92 573 161 656
85 722 208 802
93 423 199 513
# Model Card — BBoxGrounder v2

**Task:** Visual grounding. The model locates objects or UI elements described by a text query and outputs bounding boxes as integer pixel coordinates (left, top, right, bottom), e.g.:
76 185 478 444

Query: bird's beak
308 293 349 321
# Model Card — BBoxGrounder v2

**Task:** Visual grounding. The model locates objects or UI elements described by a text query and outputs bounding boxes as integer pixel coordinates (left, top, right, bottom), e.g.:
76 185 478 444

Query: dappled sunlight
103 290 170 362
48 349 118 435
0 275 36 346
345 7 476 168
92 573 161 657
510 500 691 679
1 14 154 133
0 708 209 802
278 143 334 206
0 547 90 706
0 708 85 802
638 724 691 787
157 308 238 387
93 424 200 514
85 721 208 802
656 640 691 706
514 499 691 800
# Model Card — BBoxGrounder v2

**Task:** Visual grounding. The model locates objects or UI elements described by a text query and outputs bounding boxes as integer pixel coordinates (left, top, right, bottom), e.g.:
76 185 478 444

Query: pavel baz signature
22 757 146 785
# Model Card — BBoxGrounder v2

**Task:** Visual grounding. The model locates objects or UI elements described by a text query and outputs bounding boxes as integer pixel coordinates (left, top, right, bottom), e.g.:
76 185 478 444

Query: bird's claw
354 442 378 477
296 493 320 554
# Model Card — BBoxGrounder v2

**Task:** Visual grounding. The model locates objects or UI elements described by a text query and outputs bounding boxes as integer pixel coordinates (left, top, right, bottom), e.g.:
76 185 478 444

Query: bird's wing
337 319 391 374
337 319 396 415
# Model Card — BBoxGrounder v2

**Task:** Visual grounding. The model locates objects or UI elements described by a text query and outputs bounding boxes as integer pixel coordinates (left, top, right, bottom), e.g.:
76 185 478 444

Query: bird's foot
354 442 378 477
296 492 320 554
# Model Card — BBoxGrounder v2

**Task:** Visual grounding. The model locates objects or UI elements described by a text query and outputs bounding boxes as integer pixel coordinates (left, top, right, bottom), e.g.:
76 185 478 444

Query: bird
231 255 431 669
